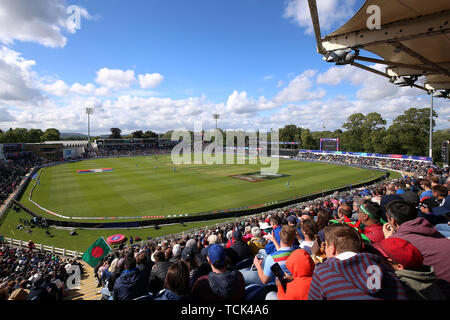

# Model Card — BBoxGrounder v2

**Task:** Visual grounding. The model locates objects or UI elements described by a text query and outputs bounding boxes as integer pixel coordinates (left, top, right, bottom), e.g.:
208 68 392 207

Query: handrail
1 236 83 258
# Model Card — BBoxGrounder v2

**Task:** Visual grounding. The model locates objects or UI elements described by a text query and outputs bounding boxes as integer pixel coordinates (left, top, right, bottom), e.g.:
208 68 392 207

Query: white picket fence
2 237 83 258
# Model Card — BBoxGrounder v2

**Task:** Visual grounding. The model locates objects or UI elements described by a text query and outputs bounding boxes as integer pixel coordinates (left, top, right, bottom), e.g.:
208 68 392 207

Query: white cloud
95 68 136 90
138 73 164 89
0 0 93 48
283 0 358 34
0 107 15 122
94 86 110 96
273 70 326 104
70 82 96 95
0 46 42 103
40 79 70 96
316 64 420 101
263 75 274 80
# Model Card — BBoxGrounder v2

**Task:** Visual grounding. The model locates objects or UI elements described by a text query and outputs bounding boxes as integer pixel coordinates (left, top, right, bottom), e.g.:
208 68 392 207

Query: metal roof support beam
321 10 450 51
351 61 428 92
390 42 450 78
354 56 439 73
307 0 326 54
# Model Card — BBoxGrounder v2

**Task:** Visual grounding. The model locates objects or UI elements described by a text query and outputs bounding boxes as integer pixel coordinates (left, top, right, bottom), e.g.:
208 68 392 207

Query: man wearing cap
287 215 303 244
358 201 385 243
383 200 450 299
191 244 245 300
373 238 446 300
308 223 407 300
169 244 182 264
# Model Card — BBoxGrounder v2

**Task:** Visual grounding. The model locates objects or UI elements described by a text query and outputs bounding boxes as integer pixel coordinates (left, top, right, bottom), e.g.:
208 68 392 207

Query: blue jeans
435 223 450 238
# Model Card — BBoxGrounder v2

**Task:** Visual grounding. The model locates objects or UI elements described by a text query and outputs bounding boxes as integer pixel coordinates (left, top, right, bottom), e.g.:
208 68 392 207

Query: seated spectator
247 225 296 286
262 215 282 256
316 208 331 243
228 229 251 267
358 201 385 243
111 255 148 300
8 280 29 300
430 185 450 219
272 249 315 300
242 226 253 243
149 251 172 295
26 275 56 300
170 244 182 264
201 234 217 258
182 246 211 288
247 227 267 256
419 179 433 201
135 252 151 290
298 219 317 255
383 200 450 298
373 238 446 300
308 223 407 300
154 261 191 301
191 244 245 301
112 255 148 300
287 215 303 243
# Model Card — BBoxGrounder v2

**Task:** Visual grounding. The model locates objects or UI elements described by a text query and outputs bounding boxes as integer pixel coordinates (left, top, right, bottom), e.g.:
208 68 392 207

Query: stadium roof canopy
41 140 89 147
308 0 450 98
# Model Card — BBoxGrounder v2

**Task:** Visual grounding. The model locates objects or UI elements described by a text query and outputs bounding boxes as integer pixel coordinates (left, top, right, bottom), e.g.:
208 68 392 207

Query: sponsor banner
77 168 114 173
298 150 431 162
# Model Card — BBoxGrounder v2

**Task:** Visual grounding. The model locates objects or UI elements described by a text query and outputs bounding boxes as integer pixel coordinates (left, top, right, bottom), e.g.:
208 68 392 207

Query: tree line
1 108 448 162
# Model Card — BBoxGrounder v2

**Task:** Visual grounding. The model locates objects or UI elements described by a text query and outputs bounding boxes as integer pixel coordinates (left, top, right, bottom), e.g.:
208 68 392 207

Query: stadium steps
64 261 101 300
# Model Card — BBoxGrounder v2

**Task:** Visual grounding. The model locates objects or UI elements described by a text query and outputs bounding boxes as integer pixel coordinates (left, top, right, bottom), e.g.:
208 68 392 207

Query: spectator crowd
0 147 449 300
296 152 434 177
80 164 449 301
0 243 84 300
0 155 42 207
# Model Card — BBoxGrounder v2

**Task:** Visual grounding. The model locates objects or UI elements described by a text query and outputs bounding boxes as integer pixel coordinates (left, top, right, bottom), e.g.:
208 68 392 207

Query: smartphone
270 263 287 292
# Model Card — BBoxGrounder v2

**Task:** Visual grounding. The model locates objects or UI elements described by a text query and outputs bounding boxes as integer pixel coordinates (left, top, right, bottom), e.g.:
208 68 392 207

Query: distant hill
60 133 110 139
60 132 87 139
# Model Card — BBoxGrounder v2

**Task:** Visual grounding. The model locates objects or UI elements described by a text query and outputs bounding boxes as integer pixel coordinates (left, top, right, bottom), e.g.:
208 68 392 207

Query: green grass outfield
0 155 391 252
19 155 384 221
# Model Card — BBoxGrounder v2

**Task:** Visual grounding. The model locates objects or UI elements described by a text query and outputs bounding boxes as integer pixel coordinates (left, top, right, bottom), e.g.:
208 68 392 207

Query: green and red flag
82 237 111 267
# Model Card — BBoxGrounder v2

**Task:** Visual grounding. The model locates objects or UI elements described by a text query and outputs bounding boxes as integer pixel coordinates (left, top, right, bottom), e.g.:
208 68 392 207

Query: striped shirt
263 247 294 280
308 252 407 300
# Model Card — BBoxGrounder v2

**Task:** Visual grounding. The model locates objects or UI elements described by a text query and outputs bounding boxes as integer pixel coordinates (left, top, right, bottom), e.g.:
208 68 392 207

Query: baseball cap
207 244 227 268
287 215 297 224
373 238 423 269
181 246 194 262
420 197 439 209
172 244 181 257
186 239 198 252
233 229 242 240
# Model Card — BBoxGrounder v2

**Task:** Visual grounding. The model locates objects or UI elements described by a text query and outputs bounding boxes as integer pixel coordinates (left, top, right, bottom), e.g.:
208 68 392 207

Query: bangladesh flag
82 237 112 267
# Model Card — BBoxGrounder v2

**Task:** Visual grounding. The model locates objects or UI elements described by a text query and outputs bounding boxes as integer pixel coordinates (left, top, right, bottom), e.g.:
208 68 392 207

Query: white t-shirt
299 240 315 255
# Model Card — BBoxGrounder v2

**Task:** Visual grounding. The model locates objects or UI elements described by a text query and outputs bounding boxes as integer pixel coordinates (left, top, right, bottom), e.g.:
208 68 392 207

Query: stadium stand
0 144 449 300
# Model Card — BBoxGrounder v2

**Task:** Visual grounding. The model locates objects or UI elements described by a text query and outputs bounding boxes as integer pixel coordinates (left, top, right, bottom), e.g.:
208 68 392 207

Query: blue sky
0 0 447 134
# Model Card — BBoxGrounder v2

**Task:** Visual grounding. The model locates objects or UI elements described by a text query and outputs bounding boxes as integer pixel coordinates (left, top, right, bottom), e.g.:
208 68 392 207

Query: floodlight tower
213 114 220 130
86 106 95 142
